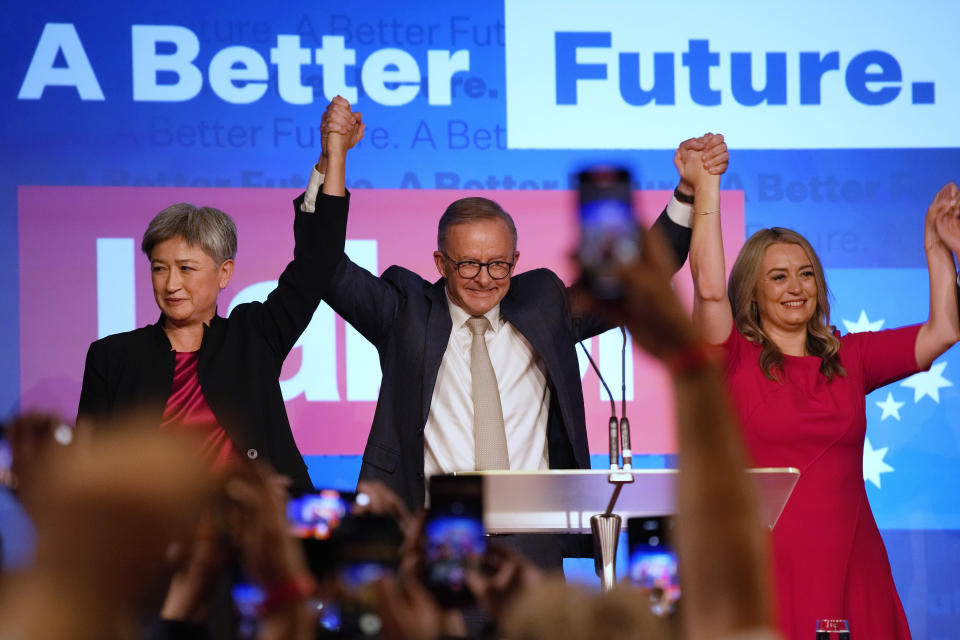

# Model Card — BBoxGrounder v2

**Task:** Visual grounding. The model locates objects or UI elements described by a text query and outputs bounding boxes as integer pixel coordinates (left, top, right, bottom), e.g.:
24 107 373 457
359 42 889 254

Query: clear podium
452 468 799 589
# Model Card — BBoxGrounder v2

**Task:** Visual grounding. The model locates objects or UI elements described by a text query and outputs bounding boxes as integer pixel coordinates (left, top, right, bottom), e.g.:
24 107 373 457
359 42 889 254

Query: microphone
579 340 620 470
620 327 633 470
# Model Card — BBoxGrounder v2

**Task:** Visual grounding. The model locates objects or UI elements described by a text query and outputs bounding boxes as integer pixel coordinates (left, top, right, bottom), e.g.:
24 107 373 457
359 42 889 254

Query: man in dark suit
306 98 727 514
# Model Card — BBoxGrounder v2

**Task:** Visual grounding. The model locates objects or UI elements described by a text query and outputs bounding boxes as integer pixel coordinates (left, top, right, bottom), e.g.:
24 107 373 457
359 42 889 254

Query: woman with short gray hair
77 121 359 486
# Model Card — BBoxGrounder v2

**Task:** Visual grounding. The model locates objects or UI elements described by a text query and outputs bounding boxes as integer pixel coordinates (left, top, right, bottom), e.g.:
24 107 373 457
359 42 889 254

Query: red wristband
664 343 717 377
258 573 317 617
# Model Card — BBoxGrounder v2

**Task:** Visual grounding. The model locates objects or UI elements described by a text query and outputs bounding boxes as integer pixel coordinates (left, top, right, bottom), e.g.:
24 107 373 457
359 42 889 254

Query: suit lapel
501 282 576 443
501 279 559 374
421 280 453 422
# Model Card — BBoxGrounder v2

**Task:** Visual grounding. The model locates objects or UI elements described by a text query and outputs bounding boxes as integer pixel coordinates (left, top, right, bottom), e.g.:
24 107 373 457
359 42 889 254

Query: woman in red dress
684 135 960 640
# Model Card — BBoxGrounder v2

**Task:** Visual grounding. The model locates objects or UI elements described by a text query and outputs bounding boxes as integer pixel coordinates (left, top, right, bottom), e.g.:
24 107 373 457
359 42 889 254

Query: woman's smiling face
754 242 818 335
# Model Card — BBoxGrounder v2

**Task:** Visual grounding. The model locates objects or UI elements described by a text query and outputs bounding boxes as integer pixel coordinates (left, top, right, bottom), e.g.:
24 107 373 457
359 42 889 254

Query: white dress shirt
424 295 550 478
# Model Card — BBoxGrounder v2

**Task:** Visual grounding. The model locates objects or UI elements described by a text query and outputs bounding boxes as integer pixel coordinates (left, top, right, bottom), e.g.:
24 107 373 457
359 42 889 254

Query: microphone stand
580 337 634 591
620 327 633 471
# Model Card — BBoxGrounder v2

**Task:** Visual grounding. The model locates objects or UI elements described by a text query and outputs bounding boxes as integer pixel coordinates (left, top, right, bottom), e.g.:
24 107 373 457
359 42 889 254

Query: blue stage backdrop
2 2 958 635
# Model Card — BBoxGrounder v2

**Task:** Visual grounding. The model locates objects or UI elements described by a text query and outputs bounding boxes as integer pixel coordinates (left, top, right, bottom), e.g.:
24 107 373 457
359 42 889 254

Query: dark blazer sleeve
302 192 407 350
244 192 351 363
559 274 614 343
650 204 692 272
322 258 405 349
77 341 109 423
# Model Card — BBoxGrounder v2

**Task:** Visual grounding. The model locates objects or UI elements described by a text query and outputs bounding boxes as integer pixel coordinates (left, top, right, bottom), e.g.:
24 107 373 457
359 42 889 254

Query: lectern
453 468 799 590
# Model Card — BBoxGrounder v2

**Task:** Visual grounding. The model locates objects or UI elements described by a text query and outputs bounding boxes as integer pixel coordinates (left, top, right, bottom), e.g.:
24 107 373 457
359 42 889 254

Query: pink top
722 324 921 640
161 351 239 470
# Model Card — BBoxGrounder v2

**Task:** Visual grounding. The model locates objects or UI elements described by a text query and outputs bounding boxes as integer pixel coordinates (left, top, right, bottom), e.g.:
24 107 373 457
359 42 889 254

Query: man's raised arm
300 95 365 213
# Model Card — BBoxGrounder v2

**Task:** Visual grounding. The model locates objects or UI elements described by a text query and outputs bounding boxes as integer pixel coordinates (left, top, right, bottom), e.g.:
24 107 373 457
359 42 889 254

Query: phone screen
627 516 680 617
423 475 486 607
285 488 359 586
577 166 641 299
232 489 357 638
230 570 266 640
232 505 400 639
334 514 404 638
287 489 355 540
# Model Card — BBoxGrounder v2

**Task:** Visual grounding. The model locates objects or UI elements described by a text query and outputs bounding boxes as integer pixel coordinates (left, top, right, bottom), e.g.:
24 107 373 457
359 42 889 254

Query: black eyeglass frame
441 252 515 280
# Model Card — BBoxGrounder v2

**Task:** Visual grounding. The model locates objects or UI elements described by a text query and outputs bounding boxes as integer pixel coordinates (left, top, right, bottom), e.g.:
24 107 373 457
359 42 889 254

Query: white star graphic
863 437 894 489
900 362 953 403
875 392 905 421
843 309 885 333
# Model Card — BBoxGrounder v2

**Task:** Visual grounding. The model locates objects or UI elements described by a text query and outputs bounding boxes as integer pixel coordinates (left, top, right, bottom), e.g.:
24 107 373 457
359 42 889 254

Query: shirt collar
445 290 502 335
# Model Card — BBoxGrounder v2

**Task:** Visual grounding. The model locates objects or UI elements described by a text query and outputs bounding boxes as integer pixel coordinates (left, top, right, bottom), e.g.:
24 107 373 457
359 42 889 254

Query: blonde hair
727 228 845 382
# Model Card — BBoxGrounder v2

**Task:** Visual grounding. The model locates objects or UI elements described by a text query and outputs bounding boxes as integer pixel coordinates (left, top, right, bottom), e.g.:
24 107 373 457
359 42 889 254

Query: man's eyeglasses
442 252 514 280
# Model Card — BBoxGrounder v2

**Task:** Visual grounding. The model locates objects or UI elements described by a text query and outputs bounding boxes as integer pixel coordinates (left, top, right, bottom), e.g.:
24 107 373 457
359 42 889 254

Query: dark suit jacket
309 192 691 510
76 202 347 491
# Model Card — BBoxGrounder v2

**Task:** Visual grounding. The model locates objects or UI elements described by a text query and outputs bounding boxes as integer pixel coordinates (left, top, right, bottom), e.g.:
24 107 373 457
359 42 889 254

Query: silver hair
437 197 517 253
141 203 238 264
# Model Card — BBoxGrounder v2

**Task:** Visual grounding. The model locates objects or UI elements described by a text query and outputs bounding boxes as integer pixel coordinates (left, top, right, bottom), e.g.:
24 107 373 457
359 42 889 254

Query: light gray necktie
467 316 509 470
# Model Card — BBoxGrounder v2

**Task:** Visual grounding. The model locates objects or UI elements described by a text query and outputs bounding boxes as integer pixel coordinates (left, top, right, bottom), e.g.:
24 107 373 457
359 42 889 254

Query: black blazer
309 192 691 510
77 201 348 491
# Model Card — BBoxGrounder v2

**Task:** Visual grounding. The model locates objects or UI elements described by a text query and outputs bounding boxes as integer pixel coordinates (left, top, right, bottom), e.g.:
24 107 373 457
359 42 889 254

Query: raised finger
678 137 706 151
702 141 728 161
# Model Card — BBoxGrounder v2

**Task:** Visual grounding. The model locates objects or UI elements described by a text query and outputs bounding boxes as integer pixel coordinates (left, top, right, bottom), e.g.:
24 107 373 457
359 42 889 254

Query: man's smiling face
434 218 519 317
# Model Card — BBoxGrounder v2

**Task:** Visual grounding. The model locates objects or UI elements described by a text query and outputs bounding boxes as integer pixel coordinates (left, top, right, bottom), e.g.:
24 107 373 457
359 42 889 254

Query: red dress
722 325 920 640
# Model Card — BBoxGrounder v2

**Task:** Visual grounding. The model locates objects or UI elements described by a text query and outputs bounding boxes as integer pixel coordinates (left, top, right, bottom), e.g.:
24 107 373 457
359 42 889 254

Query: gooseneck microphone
578 340 620 470
619 327 633 470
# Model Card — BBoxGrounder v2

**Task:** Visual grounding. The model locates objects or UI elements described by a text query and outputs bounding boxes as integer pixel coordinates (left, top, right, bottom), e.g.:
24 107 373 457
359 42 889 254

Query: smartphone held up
577 166 643 299
231 486 404 640
627 515 681 617
423 475 487 608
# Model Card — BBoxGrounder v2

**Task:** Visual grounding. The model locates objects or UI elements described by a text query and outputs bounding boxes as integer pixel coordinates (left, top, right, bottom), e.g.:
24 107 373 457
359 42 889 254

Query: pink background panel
19 186 743 455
